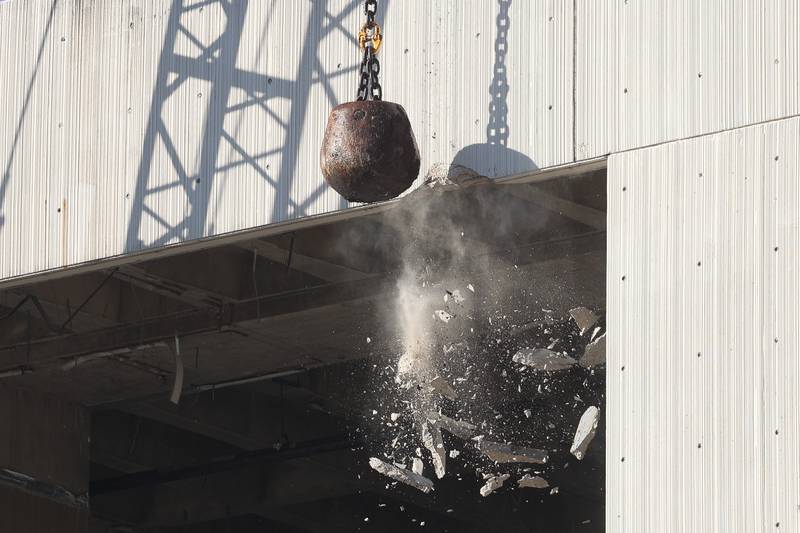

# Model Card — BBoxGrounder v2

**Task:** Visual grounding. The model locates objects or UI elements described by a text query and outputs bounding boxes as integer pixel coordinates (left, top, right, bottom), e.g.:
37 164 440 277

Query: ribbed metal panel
577 0 800 159
0 0 572 282
607 116 800 532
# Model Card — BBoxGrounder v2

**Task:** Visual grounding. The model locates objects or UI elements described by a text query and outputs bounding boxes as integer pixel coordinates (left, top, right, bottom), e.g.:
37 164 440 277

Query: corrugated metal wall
3 0 799 282
607 115 800 532
577 0 800 159
0 0 573 281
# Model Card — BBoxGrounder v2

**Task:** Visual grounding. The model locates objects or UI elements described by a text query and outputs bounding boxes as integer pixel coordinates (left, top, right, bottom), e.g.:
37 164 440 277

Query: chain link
357 0 382 101
365 0 377 23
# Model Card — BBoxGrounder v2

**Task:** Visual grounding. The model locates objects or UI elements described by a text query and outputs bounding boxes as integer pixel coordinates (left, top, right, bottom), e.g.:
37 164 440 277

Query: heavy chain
357 0 382 101
487 0 511 146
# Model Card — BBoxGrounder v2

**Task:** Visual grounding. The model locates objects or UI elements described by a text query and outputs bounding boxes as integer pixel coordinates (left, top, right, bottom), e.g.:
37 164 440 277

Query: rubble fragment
523 409 532 419
430 376 457 400
476 440 549 464
422 163 485 190
369 458 434 494
443 342 467 355
390 413 400 422
570 406 600 460
479 474 510 497
431 413 477 439
580 333 606 368
412 457 424 475
421 422 447 479
397 354 411 375
518 474 550 489
434 310 452 323
512 348 577 371
569 307 599 335
451 290 465 304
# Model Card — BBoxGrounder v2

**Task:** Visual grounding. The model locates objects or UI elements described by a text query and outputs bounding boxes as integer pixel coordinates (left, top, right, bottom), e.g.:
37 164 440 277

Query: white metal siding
608 116 800 532
577 0 800 159
0 0 573 282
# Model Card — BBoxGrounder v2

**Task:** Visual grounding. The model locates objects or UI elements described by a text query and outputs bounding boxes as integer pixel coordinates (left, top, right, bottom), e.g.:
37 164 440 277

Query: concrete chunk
518 474 549 489
570 406 600 460
477 440 549 464
512 348 577 371
430 376 457 401
369 458 434 494
411 457 424 476
480 474 510 497
569 307 599 335
435 310 452 323
432 413 477 440
422 422 446 479
580 334 606 368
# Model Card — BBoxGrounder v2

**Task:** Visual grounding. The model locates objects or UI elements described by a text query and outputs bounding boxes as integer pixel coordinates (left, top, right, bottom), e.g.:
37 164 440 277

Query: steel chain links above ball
320 0 420 203
357 0 382 102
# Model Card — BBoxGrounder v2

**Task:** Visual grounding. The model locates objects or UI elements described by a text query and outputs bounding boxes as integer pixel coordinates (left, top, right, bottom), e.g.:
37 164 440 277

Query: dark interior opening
0 167 606 532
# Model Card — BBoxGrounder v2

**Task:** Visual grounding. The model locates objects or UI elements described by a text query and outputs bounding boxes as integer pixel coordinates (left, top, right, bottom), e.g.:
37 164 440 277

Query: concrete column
0 383 89 533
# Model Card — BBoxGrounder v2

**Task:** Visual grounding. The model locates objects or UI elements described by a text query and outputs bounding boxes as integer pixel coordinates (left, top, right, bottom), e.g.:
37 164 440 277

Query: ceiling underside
0 169 607 532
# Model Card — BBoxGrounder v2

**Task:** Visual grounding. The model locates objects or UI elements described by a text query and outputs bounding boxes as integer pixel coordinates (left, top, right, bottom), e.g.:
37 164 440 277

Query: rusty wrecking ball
320 100 420 203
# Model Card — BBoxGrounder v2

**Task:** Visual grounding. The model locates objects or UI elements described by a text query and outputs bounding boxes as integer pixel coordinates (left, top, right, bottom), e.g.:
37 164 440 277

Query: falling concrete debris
518 474 550 489
451 289 465 304
479 474 510 497
434 310 452 323
443 342 467 356
412 457 424 476
396 352 416 378
570 406 600 460
512 348 577 371
390 413 400 422
369 458 434 494
421 422 447 479
467 283 475 293
169 335 186 405
477 440 549 464
421 163 486 190
523 409 532 419
430 376 457 401
569 307 599 335
580 333 606 368
433 413 477 440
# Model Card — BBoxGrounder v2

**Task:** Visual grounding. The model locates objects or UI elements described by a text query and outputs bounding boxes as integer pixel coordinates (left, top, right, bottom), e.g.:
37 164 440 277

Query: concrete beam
91 448 362 527
118 388 343 451
91 410 237 475
0 232 604 380
0 274 392 373
113 265 233 308
237 239 370 283
508 185 606 230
